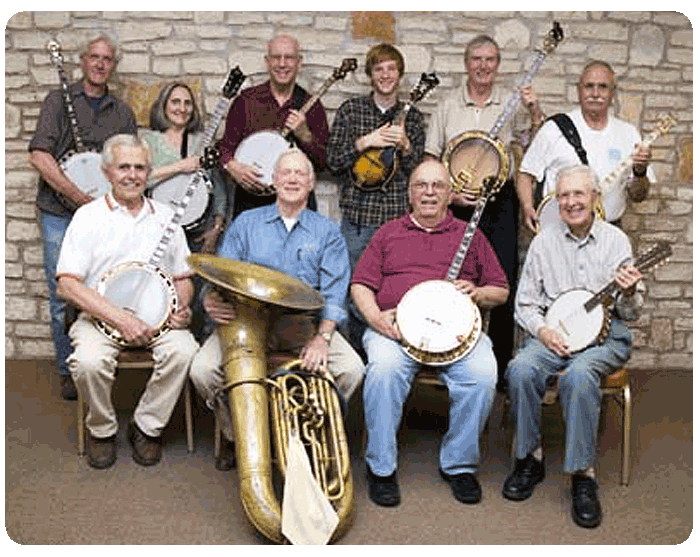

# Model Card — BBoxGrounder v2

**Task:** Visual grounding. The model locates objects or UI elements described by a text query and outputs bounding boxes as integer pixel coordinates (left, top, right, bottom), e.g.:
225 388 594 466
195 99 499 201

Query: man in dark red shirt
218 34 329 218
351 159 508 508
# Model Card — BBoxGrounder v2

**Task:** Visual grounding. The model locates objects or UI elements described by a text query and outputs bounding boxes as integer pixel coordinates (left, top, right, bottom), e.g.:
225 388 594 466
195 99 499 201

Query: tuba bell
188 254 354 544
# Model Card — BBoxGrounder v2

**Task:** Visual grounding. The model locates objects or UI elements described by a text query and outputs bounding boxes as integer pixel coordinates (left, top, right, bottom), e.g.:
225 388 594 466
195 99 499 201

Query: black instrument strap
549 113 589 165
180 129 189 159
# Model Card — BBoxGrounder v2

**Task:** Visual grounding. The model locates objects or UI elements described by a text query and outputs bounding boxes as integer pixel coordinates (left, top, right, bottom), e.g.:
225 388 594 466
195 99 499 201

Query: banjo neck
47 41 87 153
486 22 563 141
446 195 489 282
280 58 357 139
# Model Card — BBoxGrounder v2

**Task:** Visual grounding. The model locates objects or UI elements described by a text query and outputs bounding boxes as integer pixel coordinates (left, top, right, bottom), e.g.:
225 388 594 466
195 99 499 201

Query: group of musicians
31 31 654 532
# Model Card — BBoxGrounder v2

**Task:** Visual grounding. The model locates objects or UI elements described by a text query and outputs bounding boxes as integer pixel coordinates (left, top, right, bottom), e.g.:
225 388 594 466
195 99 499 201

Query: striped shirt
327 94 425 227
515 218 644 337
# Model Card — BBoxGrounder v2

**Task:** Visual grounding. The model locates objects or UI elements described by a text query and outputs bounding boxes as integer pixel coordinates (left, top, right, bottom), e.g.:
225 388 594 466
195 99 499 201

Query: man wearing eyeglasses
351 159 508 508
218 34 329 218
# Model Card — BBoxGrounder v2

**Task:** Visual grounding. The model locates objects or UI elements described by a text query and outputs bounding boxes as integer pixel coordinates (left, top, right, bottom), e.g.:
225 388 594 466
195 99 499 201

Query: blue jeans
363 327 497 477
506 319 632 473
38 210 73 376
339 219 378 271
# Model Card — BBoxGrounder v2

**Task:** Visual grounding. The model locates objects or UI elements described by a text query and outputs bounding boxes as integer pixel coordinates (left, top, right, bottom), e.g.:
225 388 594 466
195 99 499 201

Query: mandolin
352 72 439 192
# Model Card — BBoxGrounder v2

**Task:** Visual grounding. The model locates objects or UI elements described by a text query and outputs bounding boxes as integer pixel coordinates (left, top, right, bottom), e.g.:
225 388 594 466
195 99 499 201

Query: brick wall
5 11 693 370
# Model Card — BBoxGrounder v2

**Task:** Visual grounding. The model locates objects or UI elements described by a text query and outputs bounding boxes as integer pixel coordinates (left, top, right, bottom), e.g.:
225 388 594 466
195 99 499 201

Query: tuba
188 254 354 544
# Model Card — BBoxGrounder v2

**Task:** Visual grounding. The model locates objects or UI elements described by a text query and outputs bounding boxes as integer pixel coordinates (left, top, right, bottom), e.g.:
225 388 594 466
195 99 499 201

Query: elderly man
29 34 137 400
218 34 329 218
504 165 644 529
425 35 544 391
351 159 508 507
517 60 654 233
189 149 364 471
56 134 199 470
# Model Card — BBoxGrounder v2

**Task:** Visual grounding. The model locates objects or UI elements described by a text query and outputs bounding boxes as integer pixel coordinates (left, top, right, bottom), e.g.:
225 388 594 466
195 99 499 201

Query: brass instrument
188 254 354 544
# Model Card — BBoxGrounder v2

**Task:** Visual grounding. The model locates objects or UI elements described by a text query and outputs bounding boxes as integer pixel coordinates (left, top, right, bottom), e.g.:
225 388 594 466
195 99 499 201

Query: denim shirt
218 203 350 324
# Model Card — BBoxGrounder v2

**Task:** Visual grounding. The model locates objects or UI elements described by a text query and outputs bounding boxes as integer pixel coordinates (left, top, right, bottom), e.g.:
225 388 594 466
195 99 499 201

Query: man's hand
115 311 158 347
614 264 642 296
520 85 544 125
522 205 540 234
357 123 408 152
225 159 267 194
299 334 330 373
203 289 236 325
537 325 571 358
284 109 312 144
368 308 402 341
168 305 192 330
450 189 479 207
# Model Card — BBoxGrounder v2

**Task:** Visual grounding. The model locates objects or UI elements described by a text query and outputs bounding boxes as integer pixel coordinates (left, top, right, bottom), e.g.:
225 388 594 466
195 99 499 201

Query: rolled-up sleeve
318 226 350 323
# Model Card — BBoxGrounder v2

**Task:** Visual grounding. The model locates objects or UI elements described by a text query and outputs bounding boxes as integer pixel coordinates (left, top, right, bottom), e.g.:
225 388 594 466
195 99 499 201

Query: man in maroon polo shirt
351 159 508 508
218 34 329 218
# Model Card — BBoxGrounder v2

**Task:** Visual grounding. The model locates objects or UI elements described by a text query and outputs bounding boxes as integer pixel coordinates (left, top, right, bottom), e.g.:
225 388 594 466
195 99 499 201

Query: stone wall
5 11 693 370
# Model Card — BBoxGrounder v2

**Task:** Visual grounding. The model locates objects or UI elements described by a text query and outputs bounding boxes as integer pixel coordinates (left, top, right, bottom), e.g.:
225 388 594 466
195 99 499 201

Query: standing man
351 160 508 507
189 149 364 471
504 165 643 528
218 34 329 218
327 43 426 356
29 34 137 400
56 134 199 470
425 35 544 391
517 60 653 233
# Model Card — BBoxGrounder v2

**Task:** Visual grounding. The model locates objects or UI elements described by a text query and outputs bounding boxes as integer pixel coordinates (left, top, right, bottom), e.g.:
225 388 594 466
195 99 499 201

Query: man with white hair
189 149 364 471
29 34 137 400
56 134 198 470
504 164 644 529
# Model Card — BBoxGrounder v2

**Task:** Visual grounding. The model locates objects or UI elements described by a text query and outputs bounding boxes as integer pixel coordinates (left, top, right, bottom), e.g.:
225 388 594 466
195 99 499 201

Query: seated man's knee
505 356 537 387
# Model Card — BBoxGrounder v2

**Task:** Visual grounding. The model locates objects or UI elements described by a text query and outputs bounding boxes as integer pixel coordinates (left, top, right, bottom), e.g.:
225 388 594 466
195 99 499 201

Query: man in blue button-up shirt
189 148 364 470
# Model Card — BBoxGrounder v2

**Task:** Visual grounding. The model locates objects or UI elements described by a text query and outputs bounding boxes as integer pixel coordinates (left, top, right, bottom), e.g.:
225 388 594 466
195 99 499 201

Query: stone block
655 263 692 282
6 220 40 242
117 22 172 43
352 11 395 42
5 297 38 320
630 24 664 66
34 11 71 28
568 22 628 42
18 339 56 359
667 47 692 65
658 353 693 371
652 12 691 27
627 351 657 369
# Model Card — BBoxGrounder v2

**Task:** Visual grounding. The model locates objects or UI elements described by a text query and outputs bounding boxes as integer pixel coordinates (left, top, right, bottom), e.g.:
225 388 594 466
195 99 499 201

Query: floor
4 359 694 545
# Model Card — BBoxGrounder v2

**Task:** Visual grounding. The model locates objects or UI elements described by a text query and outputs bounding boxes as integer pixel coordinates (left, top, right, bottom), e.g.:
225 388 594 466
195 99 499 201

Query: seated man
189 149 364 470
57 134 199 470
351 159 509 507
503 165 643 529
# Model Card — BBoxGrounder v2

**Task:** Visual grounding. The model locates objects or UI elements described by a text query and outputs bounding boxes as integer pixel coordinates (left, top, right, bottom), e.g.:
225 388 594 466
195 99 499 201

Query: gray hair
555 164 600 193
101 134 151 170
149 82 202 132
272 148 315 184
79 33 120 64
579 60 616 89
464 35 501 65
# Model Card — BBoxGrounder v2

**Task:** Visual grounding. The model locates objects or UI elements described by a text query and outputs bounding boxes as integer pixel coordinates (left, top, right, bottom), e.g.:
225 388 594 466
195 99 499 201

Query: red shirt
352 211 508 311
218 81 329 170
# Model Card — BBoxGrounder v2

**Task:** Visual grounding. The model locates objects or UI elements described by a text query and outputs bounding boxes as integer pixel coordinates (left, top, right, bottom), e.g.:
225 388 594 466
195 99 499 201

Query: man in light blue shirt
189 149 364 470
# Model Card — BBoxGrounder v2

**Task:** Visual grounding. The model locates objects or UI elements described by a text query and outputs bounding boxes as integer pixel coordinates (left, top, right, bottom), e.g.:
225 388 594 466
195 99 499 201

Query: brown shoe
87 433 117 469
215 441 236 471
127 420 163 466
60 375 78 401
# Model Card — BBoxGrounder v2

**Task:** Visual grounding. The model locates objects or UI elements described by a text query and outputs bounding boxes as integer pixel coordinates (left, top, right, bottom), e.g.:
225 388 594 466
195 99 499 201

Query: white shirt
520 107 656 221
57 193 192 289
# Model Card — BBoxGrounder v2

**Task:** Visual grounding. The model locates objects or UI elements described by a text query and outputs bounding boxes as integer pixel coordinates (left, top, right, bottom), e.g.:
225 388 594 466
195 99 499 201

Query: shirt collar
105 191 154 216
402 210 456 233
262 202 312 231
462 82 503 107
561 216 601 245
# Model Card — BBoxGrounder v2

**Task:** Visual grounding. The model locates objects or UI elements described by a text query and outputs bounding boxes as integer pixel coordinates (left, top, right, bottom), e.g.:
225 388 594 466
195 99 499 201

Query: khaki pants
68 315 199 438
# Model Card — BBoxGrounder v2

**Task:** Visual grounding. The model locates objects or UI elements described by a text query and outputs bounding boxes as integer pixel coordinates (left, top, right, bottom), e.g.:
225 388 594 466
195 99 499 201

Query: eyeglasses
410 180 450 192
267 54 299 63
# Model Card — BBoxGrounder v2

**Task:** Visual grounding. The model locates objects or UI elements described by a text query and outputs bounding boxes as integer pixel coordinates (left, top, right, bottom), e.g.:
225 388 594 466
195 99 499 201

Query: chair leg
214 413 221 459
620 382 632 486
185 381 194 453
77 389 86 456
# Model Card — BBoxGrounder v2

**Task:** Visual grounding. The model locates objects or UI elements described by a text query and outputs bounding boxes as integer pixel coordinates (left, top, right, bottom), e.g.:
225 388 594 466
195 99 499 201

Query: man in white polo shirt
517 60 654 232
56 134 198 470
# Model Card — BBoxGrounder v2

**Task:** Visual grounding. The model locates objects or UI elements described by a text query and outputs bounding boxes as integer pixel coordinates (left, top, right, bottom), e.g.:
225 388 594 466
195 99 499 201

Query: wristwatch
319 331 333 344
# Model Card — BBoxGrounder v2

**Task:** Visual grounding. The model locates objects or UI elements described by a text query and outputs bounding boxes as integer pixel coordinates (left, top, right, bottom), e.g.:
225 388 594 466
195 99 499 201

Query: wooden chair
416 367 633 486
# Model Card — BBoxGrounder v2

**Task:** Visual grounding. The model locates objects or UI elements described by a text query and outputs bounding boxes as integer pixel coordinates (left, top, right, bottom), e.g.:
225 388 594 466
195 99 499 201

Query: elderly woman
141 82 229 255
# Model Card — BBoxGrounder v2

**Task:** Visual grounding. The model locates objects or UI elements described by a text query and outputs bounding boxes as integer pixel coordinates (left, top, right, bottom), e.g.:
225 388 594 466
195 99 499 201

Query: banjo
234 58 357 194
352 72 440 191
536 113 678 232
442 22 563 197
95 69 245 347
47 40 112 209
544 241 671 353
149 68 246 231
395 177 501 365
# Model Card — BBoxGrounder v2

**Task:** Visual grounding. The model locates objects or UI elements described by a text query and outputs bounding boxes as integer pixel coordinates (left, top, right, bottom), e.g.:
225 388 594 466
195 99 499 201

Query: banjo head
396 280 481 365
149 173 212 229
544 289 607 353
441 131 509 196
61 151 112 199
234 130 291 190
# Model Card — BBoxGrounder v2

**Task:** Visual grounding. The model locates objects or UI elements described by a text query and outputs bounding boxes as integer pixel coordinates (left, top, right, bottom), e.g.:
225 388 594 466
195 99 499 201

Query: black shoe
571 474 603 528
367 466 400 507
502 453 545 501
215 441 236 471
60 375 77 401
127 420 163 467
87 433 117 469
440 470 482 504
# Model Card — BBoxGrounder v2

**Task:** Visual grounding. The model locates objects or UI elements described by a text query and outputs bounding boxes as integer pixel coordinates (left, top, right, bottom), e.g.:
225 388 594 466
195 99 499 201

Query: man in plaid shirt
327 43 426 270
